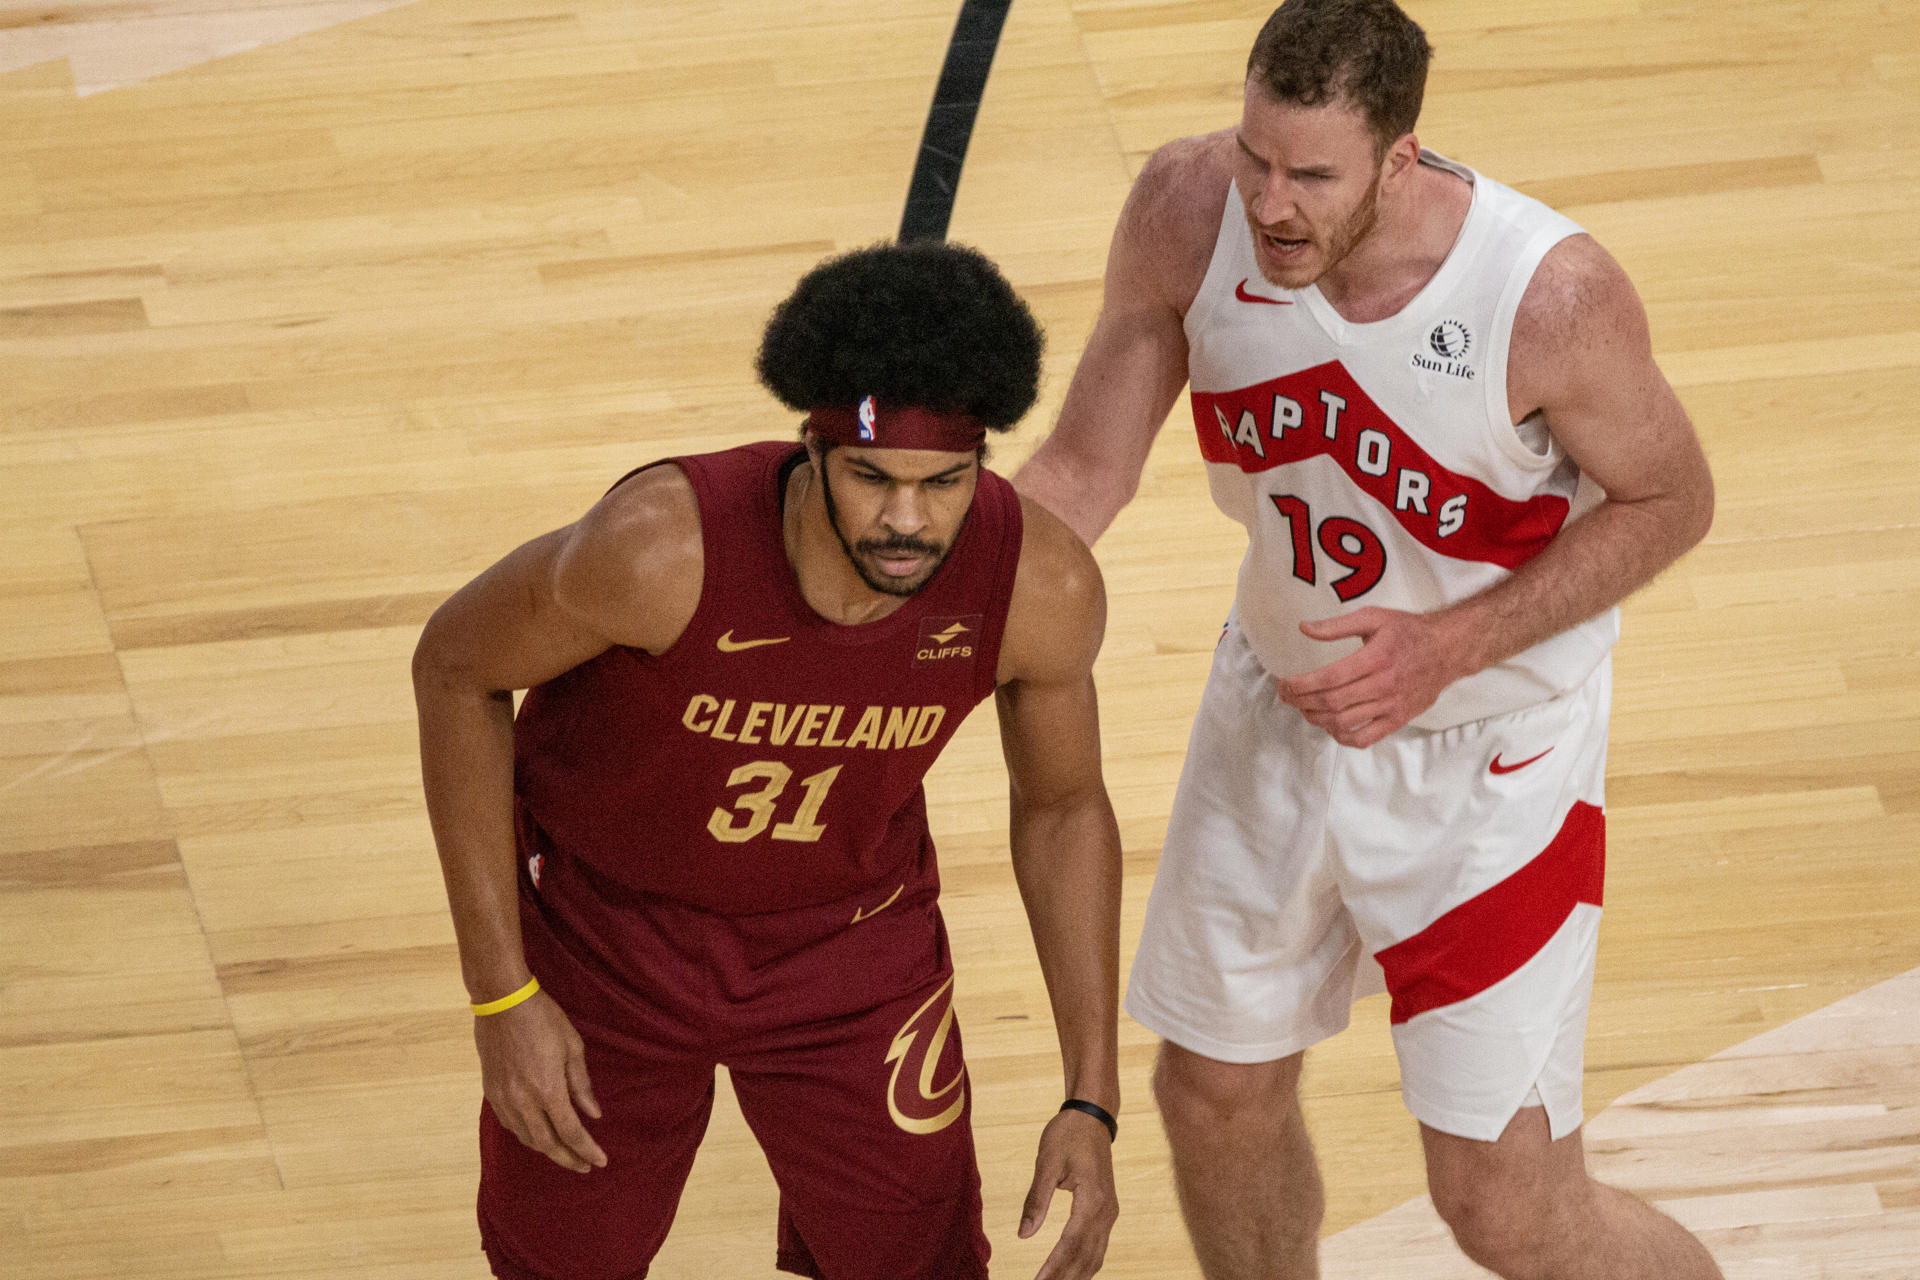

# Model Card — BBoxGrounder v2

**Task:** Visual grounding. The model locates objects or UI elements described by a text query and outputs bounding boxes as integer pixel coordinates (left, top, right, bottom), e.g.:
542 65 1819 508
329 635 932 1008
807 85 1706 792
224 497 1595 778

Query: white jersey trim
1484 221 1583 472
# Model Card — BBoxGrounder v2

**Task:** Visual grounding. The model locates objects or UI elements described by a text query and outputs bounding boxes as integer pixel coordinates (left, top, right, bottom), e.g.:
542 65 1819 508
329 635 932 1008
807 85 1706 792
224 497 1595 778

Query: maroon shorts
478 840 991 1280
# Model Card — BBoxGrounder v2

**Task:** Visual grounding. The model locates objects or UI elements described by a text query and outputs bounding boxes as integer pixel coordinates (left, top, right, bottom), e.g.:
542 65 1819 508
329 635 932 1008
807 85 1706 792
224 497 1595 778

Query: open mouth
1265 231 1310 256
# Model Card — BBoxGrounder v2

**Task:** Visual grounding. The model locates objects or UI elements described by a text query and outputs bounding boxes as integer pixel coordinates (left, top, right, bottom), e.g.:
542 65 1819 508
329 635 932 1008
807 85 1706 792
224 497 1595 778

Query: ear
1384 131 1421 180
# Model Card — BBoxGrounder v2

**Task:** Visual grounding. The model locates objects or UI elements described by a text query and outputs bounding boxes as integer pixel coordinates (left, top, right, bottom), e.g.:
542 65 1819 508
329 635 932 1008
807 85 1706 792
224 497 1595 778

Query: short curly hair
1247 0 1431 154
756 241 1043 432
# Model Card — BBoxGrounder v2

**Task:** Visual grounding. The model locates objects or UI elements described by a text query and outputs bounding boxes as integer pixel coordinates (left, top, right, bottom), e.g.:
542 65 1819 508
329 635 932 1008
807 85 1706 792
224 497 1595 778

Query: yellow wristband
470 975 540 1016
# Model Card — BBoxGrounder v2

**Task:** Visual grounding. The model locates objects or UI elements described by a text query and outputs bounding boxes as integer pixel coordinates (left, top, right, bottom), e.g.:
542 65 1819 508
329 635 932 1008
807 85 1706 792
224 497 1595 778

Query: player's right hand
1018 1108 1118 1279
474 988 608 1173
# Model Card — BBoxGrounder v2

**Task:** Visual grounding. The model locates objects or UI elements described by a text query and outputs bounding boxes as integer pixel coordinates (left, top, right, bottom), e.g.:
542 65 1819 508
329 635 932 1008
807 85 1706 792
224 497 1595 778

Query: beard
1252 166 1383 288
1320 168 1382 274
819 464 955 598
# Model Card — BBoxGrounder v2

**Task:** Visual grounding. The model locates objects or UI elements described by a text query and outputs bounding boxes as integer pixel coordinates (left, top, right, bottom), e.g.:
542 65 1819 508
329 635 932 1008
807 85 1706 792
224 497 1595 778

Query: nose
880 484 929 535
1251 171 1297 228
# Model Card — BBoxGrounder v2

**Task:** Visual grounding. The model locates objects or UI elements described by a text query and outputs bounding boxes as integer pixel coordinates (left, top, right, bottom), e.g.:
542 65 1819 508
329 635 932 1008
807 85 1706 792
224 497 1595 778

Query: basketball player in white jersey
1015 1 1719 1277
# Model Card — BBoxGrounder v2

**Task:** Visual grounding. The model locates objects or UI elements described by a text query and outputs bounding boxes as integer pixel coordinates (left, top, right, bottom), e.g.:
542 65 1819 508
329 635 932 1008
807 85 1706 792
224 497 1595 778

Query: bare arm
414 528 617 1004
1014 139 1226 545
1443 235 1714 663
995 499 1123 1279
411 464 702 1168
1278 236 1714 745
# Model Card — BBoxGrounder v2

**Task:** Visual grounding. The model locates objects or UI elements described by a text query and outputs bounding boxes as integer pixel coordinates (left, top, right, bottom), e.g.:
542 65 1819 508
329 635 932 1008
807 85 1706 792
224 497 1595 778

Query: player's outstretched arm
1013 138 1224 546
1276 235 1715 746
410 465 702 1171
994 499 1123 1279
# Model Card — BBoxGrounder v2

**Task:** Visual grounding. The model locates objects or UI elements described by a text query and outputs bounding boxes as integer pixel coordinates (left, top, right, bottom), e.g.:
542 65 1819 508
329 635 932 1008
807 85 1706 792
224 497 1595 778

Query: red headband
805 396 987 452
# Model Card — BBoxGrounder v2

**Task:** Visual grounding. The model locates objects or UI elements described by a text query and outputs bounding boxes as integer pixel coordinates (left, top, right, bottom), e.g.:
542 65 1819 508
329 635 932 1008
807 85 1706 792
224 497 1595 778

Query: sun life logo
1411 319 1476 380
1429 320 1471 360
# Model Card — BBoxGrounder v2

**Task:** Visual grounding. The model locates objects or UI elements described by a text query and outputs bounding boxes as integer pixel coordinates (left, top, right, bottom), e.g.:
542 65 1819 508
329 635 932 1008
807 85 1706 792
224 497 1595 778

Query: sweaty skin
413 442 1122 1280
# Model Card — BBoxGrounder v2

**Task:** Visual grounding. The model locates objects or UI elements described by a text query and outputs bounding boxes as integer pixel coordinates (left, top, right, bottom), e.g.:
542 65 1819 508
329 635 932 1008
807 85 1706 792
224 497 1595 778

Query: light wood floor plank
1 0 1914 1274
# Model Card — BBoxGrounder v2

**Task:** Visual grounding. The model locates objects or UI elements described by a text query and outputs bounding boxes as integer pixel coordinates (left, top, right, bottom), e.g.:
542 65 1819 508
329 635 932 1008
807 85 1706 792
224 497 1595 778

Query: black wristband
1058 1097 1117 1142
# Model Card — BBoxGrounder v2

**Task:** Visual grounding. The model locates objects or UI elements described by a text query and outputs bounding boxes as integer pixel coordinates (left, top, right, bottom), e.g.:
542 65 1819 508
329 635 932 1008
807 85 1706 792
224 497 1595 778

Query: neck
1316 157 1471 323
782 458 912 625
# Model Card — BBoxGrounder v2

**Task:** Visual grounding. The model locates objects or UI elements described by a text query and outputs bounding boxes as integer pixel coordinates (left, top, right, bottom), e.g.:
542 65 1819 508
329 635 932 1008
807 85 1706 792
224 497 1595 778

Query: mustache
856 534 943 557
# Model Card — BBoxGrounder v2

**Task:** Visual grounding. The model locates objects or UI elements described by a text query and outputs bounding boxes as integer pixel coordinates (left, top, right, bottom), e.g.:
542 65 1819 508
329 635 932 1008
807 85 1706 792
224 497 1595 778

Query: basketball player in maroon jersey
414 242 1119 1280
1015 2 1716 1279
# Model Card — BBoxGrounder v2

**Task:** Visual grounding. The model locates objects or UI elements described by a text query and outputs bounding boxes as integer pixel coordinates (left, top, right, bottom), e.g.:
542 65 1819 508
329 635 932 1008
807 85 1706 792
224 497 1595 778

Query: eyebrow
849 458 975 483
1234 131 1338 179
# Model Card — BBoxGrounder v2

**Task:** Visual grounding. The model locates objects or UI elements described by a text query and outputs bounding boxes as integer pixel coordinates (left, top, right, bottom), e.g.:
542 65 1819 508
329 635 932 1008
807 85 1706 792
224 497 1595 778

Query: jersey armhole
604 456 710 662
970 473 1025 705
1181 180 1246 345
1483 223 1580 471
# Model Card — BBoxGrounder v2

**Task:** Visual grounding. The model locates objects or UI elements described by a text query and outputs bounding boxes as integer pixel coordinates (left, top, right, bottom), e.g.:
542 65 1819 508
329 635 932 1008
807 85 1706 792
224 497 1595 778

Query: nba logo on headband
804 400 986 451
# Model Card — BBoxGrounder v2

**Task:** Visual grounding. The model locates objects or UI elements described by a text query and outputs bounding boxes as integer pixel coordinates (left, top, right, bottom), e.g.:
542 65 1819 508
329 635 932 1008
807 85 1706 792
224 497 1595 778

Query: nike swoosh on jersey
851 883 904 925
716 630 790 652
1489 747 1554 775
1235 278 1294 306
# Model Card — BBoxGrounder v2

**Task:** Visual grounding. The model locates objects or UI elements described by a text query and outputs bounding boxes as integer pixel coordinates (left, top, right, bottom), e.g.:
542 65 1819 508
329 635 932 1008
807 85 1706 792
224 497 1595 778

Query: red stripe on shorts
1375 801 1605 1026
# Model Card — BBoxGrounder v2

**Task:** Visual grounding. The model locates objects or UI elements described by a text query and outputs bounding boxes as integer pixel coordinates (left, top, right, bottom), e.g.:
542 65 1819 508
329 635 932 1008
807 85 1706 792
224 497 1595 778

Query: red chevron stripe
1375 800 1605 1025
1191 361 1570 570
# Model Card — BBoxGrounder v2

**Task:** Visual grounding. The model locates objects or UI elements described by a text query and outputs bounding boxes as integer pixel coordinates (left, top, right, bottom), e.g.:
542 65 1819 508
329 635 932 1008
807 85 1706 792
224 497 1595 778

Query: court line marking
1319 964 1920 1277
899 0 1013 242
0 0 420 97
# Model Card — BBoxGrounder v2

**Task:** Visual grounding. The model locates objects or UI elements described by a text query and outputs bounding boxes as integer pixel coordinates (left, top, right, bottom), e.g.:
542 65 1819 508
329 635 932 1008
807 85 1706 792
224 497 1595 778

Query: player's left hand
1017 1108 1118 1279
1275 607 1470 747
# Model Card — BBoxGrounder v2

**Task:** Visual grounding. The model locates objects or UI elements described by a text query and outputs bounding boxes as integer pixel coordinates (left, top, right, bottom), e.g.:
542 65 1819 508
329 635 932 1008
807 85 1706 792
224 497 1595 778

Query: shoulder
1116 131 1238 314
995 495 1107 687
553 462 705 652
1510 233 1655 415
1513 234 1651 363
1126 132 1236 243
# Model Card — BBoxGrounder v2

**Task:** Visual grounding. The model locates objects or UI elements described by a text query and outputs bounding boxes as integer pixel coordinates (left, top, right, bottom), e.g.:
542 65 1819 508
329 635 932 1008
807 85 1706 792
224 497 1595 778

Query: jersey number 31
708 761 843 844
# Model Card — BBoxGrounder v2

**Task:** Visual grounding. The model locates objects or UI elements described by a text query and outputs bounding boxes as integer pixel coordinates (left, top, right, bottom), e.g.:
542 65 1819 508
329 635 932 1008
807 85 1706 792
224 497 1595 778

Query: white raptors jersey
1185 150 1619 729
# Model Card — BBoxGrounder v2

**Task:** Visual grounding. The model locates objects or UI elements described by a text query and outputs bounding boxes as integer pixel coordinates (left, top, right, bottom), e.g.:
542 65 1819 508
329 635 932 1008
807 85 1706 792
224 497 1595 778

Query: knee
1150 1043 1301 1135
1428 1175 1571 1280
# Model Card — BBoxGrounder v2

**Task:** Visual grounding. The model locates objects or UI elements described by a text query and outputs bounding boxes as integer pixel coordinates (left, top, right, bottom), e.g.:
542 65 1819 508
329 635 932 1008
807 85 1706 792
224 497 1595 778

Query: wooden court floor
2 1 1916 1276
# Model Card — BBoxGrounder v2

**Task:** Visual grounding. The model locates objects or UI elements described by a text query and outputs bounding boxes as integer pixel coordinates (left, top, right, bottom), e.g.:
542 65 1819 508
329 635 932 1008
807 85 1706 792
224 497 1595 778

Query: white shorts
1126 620 1610 1142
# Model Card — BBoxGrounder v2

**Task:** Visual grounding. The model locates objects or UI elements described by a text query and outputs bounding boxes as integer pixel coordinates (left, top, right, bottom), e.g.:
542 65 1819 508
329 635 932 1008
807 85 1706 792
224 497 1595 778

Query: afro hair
756 241 1043 432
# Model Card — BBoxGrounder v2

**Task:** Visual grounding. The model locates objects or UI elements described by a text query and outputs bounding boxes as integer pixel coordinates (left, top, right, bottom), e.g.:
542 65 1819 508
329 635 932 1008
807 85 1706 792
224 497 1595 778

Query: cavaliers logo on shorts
883 975 966 1134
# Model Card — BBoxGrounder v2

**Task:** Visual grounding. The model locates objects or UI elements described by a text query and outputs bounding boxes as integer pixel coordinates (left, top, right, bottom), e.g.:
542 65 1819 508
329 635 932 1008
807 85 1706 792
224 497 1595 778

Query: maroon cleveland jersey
512 440 1024 916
